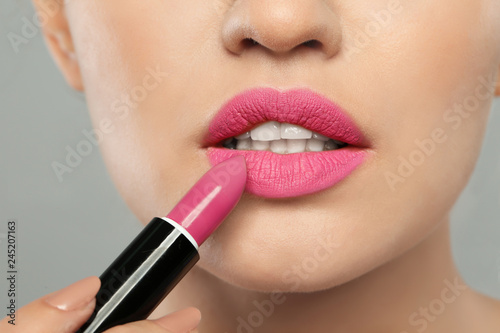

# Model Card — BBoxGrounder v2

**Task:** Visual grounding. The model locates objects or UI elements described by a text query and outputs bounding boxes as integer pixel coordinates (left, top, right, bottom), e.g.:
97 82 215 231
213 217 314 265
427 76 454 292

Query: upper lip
204 87 368 147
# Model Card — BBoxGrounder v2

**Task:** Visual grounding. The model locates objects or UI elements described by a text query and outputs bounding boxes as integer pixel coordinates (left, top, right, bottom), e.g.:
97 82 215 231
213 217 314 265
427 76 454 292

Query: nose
221 0 342 58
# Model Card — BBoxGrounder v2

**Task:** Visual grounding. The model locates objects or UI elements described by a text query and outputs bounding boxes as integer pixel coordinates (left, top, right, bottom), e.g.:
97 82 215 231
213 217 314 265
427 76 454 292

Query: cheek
65 1 227 221
350 0 498 199
356 1 498 257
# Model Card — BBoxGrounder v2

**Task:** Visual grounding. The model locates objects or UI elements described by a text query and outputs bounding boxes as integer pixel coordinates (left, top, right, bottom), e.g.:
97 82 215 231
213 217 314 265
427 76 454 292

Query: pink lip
205 87 369 198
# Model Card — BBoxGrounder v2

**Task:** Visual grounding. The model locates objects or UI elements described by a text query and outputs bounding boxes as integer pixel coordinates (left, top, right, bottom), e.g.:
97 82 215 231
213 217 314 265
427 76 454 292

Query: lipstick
77 156 247 333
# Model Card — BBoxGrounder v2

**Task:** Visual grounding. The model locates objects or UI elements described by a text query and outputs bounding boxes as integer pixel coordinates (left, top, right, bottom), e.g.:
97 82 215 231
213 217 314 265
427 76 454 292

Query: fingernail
154 307 201 333
45 276 101 311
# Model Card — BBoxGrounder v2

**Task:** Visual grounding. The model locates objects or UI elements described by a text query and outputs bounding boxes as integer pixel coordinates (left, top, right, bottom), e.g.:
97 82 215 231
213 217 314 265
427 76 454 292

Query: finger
104 307 201 333
0 276 100 333
154 307 201 333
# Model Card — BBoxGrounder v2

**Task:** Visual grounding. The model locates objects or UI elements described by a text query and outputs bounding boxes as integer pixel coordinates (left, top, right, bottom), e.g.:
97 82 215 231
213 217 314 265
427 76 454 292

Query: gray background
1 1 500 308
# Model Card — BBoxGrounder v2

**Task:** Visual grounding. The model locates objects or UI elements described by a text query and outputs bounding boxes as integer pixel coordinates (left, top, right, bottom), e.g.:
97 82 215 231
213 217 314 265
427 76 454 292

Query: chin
193 203 439 294
196 231 379 293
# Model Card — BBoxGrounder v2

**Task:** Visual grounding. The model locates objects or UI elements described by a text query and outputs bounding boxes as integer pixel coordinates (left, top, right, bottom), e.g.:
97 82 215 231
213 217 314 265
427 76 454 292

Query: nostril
302 40 320 48
239 38 322 53
243 38 259 47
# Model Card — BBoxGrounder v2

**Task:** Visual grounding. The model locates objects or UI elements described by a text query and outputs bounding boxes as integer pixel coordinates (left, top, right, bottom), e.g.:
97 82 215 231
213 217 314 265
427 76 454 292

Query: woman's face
44 0 500 292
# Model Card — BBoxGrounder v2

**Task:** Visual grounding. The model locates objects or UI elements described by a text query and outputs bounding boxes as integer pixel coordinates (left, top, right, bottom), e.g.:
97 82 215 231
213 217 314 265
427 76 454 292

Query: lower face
66 0 499 291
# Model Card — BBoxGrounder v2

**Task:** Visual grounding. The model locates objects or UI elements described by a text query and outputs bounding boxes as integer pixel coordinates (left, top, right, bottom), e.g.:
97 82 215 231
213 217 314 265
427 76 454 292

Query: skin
24 0 500 332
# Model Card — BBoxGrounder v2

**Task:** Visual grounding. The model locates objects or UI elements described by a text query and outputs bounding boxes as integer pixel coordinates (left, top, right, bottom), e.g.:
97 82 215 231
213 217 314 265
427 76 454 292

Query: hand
0 276 201 333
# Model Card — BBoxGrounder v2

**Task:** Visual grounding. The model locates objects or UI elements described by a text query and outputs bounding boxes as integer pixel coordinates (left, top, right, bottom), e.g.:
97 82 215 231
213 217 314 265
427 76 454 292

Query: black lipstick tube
76 217 199 333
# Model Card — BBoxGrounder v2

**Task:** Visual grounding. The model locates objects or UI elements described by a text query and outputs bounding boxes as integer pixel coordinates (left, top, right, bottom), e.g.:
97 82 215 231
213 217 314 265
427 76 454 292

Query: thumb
153 307 201 333
1 276 100 333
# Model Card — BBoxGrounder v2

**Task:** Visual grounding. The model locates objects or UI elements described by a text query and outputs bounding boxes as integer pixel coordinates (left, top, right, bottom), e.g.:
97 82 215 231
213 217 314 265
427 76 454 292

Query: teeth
222 121 348 153
252 140 270 151
236 138 252 150
250 121 281 141
306 138 325 152
235 132 251 140
281 123 312 139
324 140 339 150
287 139 307 153
312 133 329 141
270 139 287 154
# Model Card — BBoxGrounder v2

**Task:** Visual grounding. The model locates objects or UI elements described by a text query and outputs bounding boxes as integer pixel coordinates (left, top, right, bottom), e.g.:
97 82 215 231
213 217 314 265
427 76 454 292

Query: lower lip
207 147 368 198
